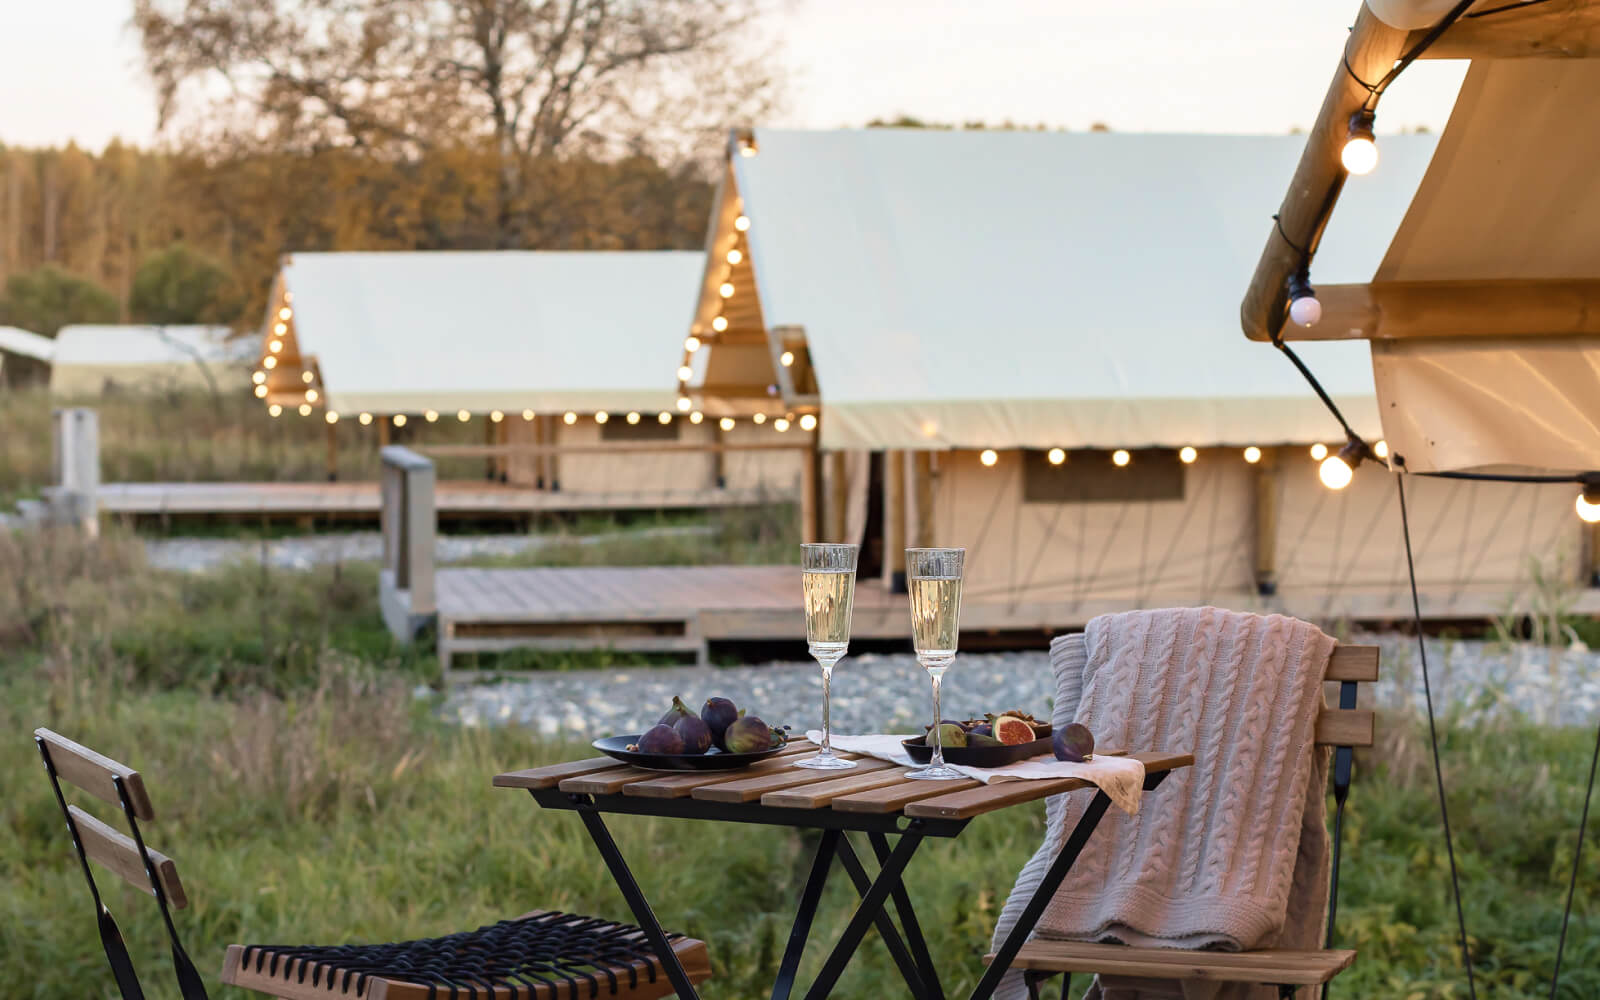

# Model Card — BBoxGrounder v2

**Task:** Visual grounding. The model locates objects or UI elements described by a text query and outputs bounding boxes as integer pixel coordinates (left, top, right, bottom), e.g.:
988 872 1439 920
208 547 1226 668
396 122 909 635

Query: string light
1320 454 1354 489
278 307 292 321
676 396 692 412
490 410 504 423
734 215 750 232
1578 487 1600 524
1244 446 1262 464
253 384 268 398
1310 443 1328 461
1342 109 1379 175
274 322 287 336
980 449 998 467
305 389 319 403
1373 440 1389 459
425 410 439 423
658 412 672 424
719 417 735 431
301 371 314 384
753 413 766 425
595 411 609 424
774 417 791 432
719 282 735 298
325 411 339 424
1179 446 1198 464
262 356 278 370
393 414 407 427
1112 449 1131 467
1047 448 1066 466
678 365 694 381
799 414 818 431
685 336 701 352
252 371 266 385
1287 266 1321 328
690 411 704 424
359 412 373 426
563 411 577 425
298 403 312 416
627 412 640 425
726 249 743 265
268 339 283 353
268 403 283 417
284 291 292 303
780 351 795 367
711 317 728 333
458 410 471 422
522 409 535 421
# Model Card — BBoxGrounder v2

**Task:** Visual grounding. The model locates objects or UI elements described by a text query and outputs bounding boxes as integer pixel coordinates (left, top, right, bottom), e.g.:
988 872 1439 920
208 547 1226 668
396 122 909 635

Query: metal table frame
525 767 1175 1000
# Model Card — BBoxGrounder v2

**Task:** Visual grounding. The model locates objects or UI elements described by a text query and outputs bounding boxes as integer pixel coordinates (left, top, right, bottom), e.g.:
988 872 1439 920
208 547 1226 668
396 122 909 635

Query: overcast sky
1 0 1469 149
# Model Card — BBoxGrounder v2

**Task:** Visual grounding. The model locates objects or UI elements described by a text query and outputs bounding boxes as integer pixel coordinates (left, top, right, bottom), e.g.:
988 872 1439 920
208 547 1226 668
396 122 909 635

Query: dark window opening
1022 448 1185 503
601 419 681 442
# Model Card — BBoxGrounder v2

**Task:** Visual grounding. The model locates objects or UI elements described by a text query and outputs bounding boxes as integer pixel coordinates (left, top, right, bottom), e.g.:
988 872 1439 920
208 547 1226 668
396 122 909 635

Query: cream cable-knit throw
989 608 1336 1000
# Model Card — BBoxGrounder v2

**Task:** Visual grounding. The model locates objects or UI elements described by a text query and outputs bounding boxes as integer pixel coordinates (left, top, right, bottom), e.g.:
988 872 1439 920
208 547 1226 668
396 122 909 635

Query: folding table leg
835 834 934 998
569 797 703 1000
771 829 841 1000
801 829 926 1000
869 831 946 1000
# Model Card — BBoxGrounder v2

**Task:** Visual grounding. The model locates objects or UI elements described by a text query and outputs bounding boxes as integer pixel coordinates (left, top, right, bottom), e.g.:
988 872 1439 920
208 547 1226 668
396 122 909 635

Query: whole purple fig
674 714 713 754
724 715 780 754
701 697 739 749
637 723 685 755
1053 723 1095 763
658 695 695 728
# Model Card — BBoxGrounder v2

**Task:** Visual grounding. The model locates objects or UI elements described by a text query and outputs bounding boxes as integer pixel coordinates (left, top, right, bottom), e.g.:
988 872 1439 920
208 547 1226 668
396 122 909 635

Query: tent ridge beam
1259 278 1600 341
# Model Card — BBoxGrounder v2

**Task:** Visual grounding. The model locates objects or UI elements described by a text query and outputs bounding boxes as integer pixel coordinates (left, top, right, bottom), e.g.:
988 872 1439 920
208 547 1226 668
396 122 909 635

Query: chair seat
222 910 711 1000
985 940 1356 986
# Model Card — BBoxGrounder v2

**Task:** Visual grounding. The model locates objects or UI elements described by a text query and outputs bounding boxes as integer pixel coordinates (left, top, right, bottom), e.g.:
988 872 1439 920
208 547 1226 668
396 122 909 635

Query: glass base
796 752 857 770
905 764 965 781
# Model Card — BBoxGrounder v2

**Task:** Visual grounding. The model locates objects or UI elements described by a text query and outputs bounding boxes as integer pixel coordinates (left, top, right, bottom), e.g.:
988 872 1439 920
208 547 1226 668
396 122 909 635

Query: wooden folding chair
35 728 711 1000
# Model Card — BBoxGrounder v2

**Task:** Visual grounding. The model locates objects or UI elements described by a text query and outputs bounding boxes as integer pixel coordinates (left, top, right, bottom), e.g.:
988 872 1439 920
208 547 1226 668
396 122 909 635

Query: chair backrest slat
35 728 155 820
67 805 188 909
1325 645 1378 682
1315 644 1379 749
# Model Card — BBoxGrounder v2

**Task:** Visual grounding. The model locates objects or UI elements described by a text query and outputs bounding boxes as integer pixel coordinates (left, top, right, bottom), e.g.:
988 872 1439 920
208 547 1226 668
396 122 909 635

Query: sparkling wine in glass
797 543 859 770
906 547 965 780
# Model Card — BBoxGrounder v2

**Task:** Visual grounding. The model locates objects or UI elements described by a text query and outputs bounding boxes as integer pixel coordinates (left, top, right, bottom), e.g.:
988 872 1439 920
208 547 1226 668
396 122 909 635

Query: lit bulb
262 356 278 370
685 336 701 352
627 412 640 425
268 339 283 353
1319 455 1354 490
458 410 471 422
980 449 998 467
676 396 692 412
739 142 757 158
563 411 577 425
301 371 314 384
690 411 704 424
678 365 694 382
268 404 283 417
726 249 743 265
719 282 735 298
774 417 790 432
298 403 312 416
753 413 766 425
1112 449 1131 467
1047 448 1066 466
711 317 728 332
1373 440 1389 459
252 371 266 384
1310 443 1328 461
393 414 407 427
274 322 287 336
490 410 503 423
595 411 609 424
780 351 795 368
799 413 817 431
1577 492 1600 523
1244 446 1262 464
425 410 439 422
658 412 672 424
284 291 292 303
326 411 339 424
1179 446 1197 464
1342 136 1378 175
359 412 373 425
253 384 268 398
719 417 735 431
305 388 319 402
278 307 292 321
734 215 750 232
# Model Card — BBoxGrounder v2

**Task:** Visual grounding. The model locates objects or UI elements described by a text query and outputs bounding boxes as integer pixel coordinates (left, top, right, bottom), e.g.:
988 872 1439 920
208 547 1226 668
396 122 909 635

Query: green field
2 526 1598 998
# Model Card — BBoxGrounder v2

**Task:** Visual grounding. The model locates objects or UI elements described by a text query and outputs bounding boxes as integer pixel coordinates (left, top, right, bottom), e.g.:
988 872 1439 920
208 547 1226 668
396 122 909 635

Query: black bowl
901 724 1056 768
593 735 785 772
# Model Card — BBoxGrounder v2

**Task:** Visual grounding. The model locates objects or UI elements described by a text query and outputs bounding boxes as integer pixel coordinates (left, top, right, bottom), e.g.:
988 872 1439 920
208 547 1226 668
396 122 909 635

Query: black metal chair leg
800 828 926 1000
770 829 840 1000
835 834 933 998
868 831 946 1000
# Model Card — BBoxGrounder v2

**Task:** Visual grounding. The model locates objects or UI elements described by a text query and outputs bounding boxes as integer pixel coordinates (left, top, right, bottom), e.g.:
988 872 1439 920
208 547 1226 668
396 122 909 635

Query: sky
0 0 1470 149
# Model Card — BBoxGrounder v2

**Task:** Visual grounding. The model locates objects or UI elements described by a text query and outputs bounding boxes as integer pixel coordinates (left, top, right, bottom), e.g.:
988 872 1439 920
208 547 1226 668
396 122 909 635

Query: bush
0 265 119 336
128 243 240 325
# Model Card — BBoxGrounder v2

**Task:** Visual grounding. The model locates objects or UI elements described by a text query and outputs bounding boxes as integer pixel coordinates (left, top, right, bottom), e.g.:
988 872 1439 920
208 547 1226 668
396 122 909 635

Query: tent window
1022 449 1185 503
601 420 681 442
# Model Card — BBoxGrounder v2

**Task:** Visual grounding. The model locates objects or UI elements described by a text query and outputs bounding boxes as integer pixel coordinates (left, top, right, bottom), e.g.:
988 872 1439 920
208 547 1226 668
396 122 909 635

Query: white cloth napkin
805 731 1147 815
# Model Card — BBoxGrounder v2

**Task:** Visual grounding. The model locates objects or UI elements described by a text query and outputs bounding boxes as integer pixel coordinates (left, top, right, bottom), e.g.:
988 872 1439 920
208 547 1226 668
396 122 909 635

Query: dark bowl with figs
595 695 791 772
901 712 1095 768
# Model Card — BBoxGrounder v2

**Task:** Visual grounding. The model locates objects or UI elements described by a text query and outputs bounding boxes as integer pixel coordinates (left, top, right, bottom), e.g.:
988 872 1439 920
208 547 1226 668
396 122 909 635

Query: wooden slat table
496 747 1192 1000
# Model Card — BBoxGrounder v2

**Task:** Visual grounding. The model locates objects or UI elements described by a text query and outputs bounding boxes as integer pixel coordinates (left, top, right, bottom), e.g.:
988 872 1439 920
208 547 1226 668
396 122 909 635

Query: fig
725 715 780 754
1053 723 1095 763
701 697 739 749
992 715 1036 745
925 723 968 748
968 732 1004 748
674 715 713 754
969 723 993 738
638 723 685 755
657 695 695 728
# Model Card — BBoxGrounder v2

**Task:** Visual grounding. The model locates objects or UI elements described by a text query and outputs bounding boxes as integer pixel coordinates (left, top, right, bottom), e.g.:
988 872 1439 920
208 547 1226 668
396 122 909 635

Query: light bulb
298 403 312 416
690 411 704 424
980 449 998 467
595 411 609 424
262 356 278 370
799 413 818 431
458 410 471 422
268 339 283 353
753 413 766 425
734 215 750 232
780 351 795 367
685 336 701 352
301 370 314 383
305 388 319 403
278 307 292 321
676 396 692 412
1310 443 1328 461
359 412 373 426
425 410 439 422
490 410 503 423
1578 492 1600 523
659 412 672 424
678 365 694 382
1047 448 1066 466
268 403 282 417
274 322 287 336
326 411 339 424
252 371 266 384
1244 446 1262 464
1342 137 1378 175
1319 455 1354 490
393 414 407 427
253 384 268 398
1112 449 1131 467
719 417 735 431
1289 295 1322 327
739 141 757 158
774 417 790 432
726 249 743 265
711 317 728 332
719 282 735 298
1179 446 1197 464
627 412 640 424
563 411 577 425
1373 440 1389 459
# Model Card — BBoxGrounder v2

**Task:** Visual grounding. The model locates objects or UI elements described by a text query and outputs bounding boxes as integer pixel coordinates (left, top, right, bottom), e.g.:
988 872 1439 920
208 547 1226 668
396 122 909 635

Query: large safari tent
681 127 1596 623
256 251 804 502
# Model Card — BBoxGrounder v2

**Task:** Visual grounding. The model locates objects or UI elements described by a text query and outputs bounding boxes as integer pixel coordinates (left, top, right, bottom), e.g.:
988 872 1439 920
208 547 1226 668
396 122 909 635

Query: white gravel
436 636 1600 738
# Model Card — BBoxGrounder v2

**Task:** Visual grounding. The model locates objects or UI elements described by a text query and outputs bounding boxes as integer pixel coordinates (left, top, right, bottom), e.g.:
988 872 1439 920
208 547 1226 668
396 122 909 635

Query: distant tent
0 326 56 388
49 325 250 396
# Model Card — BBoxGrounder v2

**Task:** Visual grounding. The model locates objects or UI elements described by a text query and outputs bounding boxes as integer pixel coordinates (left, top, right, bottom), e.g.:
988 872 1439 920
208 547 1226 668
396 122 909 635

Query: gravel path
438 636 1600 737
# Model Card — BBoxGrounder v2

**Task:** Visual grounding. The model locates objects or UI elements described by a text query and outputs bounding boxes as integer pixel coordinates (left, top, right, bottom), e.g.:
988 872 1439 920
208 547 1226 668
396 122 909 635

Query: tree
0 265 120 336
133 0 781 244
129 243 239 325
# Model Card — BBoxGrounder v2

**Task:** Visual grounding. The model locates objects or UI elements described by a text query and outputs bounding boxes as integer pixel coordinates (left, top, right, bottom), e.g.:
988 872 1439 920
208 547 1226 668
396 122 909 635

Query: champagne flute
906 547 965 780
797 543 859 770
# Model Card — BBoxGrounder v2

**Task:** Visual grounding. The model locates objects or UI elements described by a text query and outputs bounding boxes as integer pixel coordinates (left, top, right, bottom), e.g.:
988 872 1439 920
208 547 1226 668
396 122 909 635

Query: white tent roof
51 325 248 366
732 128 1439 451
280 251 703 414
0 326 55 363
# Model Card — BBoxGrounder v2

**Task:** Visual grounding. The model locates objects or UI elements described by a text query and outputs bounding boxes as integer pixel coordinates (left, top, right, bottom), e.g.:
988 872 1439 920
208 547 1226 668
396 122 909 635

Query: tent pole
826 451 848 543
325 420 338 482
911 451 934 548
883 450 906 593
1254 447 1280 597
801 439 821 544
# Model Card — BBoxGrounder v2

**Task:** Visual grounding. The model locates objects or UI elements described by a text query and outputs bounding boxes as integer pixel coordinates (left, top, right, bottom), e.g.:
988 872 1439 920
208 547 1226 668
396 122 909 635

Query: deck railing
378 445 437 639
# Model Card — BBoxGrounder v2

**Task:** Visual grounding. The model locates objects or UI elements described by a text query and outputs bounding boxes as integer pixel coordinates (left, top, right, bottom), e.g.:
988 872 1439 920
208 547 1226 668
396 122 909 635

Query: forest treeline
0 142 715 335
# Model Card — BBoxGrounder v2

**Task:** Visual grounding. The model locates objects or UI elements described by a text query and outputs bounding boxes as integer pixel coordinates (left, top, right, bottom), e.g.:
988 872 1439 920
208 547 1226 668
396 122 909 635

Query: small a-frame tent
0 325 55 388
49 325 249 396
682 128 1592 621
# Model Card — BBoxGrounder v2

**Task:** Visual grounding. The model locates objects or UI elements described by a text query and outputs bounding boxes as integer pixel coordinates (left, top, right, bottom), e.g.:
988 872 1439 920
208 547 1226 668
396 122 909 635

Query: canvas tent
681 127 1594 621
48 325 249 396
0 325 55 388
259 251 803 496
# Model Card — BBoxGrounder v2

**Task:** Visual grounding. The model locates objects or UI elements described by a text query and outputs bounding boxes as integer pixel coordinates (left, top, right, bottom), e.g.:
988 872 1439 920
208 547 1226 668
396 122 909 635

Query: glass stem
929 670 945 768
820 662 834 757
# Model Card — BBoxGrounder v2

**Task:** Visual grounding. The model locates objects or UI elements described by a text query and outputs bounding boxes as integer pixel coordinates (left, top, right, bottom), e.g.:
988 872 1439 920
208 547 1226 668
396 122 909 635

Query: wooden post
485 418 497 482
826 451 848 542
1582 519 1600 588
712 422 727 489
378 446 437 644
547 416 560 491
51 407 99 536
378 418 392 448
324 420 339 481
800 442 821 543
1254 448 1280 597
910 451 935 547
883 449 906 592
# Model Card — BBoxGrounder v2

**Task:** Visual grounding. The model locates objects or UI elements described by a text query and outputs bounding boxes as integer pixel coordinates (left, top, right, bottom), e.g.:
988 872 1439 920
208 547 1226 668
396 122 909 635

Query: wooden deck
94 481 780 519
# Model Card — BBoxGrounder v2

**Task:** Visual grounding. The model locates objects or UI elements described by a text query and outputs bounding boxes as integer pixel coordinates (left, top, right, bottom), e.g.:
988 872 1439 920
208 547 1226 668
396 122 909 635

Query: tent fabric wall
49 325 248 396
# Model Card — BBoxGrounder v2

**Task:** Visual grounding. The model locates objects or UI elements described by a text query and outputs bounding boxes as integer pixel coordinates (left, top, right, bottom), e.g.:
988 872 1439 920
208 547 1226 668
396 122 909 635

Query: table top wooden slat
693 757 894 803
494 757 628 790
902 752 1193 820
561 744 812 796
828 776 982 814
761 768 913 809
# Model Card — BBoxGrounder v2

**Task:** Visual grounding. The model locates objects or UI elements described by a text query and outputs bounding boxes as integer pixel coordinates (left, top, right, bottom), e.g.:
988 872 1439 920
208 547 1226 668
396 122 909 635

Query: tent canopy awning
0 326 55 363
50 325 246 366
697 129 1436 452
277 251 703 415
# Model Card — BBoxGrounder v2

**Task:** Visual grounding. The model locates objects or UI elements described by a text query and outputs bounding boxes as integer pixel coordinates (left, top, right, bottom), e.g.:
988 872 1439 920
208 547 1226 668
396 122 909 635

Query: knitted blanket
990 608 1336 1000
